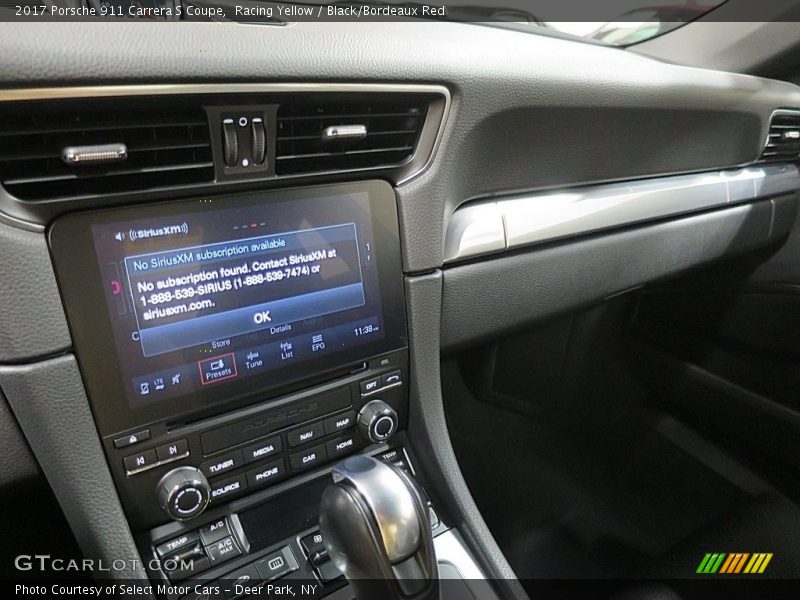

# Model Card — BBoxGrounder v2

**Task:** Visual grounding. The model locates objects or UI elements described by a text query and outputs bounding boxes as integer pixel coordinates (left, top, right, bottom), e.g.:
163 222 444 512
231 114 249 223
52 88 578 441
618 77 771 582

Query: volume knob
156 466 210 521
358 400 398 444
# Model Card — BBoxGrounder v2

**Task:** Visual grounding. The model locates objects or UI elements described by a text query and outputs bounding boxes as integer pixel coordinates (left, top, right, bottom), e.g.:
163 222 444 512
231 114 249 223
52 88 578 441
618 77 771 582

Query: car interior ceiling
3 6 800 600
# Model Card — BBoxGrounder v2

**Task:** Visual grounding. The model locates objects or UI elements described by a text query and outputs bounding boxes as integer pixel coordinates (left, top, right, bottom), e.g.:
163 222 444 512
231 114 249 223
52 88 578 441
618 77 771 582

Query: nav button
287 422 324 448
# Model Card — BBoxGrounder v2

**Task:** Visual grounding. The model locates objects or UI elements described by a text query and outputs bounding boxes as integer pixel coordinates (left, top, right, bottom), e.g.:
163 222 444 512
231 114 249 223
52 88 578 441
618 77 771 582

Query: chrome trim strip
443 202 505 264
0 83 450 102
444 164 800 264
434 529 499 600
434 530 486 579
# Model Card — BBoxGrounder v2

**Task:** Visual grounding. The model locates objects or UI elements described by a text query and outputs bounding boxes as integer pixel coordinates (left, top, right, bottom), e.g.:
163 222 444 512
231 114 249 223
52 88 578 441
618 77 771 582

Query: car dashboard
0 19 799 600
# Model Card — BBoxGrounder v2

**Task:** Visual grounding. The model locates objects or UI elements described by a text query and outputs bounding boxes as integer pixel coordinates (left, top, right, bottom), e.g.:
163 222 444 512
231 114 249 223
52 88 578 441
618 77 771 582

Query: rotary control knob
156 466 210 521
357 399 399 444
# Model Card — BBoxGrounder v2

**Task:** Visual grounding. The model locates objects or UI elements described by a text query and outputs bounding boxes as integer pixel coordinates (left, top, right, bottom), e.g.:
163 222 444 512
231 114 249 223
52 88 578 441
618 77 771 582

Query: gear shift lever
319 455 438 600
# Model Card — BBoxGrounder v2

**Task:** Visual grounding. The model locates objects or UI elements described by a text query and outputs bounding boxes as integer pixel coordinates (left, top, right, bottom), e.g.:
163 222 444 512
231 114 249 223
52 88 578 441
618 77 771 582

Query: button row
157 517 244 582
180 546 299 600
207 432 362 504
123 439 189 475
287 410 356 448
288 432 361 471
298 529 343 584
360 369 402 396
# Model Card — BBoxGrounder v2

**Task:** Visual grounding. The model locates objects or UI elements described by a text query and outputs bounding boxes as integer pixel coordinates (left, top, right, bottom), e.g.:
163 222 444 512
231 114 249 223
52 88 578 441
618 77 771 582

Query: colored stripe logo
696 553 772 574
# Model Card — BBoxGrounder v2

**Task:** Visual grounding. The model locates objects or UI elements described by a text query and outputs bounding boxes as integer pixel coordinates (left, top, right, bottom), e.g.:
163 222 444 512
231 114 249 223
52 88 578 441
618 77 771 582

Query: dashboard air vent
760 110 800 163
0 100 213 200
275 97 428 176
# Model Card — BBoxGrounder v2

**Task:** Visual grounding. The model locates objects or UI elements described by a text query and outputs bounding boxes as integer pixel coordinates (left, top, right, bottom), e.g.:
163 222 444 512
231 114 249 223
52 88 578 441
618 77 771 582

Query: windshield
97 0 728 45
544 1 728 46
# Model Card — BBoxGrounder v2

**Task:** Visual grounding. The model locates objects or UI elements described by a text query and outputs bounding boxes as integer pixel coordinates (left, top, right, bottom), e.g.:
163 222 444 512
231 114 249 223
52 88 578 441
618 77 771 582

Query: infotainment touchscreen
50 181 406 431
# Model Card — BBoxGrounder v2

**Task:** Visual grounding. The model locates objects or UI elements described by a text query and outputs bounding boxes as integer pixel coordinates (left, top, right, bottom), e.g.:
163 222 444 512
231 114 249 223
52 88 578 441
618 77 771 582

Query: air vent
760 109 800 163
0 100 213 200
275 97 429 176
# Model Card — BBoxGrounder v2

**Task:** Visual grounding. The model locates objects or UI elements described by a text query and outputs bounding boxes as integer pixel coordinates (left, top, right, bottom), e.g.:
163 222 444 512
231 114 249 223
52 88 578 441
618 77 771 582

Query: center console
48 180 471 595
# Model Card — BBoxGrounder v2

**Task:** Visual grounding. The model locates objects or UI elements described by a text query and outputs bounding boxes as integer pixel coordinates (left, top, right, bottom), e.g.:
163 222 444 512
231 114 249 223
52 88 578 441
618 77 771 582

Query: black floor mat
442 361 758 580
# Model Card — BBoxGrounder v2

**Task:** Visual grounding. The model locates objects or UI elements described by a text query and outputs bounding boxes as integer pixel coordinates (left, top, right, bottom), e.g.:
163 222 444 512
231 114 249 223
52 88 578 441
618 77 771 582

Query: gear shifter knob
319 456 438 600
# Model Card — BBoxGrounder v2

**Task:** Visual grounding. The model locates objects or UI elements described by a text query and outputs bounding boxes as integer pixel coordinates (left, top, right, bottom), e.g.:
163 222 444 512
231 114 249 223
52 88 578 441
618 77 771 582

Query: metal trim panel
444 164 800 263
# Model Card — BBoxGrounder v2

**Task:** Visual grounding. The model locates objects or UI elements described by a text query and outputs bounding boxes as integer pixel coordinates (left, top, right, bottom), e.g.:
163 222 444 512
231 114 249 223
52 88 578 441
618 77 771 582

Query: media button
242 436 282 464
198 353 238 386
287 421 324 448
289 444 327 472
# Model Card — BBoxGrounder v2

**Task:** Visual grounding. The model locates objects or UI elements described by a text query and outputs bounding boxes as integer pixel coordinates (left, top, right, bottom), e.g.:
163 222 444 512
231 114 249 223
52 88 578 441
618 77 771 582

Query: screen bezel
48 180 407 436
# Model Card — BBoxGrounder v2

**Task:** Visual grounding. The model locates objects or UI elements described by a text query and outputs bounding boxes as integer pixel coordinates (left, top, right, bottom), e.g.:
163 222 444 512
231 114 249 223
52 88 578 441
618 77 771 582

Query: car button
254 546 299 581
287 421 324 448
206 536 241 566
199 517 232 546
289 444 327 472
323 411 356 435
200 450 243 478
242 436 282 464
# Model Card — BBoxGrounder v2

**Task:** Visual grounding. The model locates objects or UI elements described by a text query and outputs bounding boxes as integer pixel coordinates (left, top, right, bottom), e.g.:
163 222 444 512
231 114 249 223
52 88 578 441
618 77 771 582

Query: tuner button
156 466 210 521
358 400 398 444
